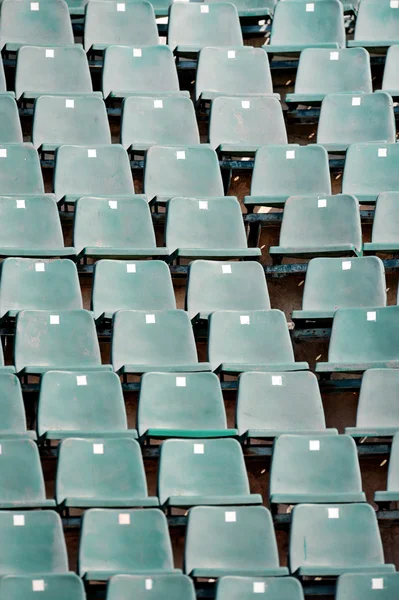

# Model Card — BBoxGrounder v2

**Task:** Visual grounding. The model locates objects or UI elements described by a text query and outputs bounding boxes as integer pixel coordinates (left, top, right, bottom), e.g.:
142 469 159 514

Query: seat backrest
0 573 85 600
106 574 196 600
353 0 399 42
336 572 399 600
382 44 399 92
355 369 399 430
0 439 47 505
215 576 304 600
0 374 29 435
0 96 23 143
343 143 399 198
0 144 43 195
371 192 399 243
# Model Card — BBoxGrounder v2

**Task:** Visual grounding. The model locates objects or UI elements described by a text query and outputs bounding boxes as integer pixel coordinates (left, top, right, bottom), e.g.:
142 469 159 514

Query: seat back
0 144 43 195
0 96 23 143
106 574 196 600
370 192 399 243
382 44 399 92
0 374 30 436
336 572 399 600
0 439 47 505
0 574 85 600
355 369 399 431
353 0 399 43
343 143 399 199
215 576 304 600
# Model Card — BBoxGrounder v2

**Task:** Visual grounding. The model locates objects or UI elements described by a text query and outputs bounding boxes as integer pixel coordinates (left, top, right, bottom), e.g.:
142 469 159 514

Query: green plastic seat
286 48 372 104
0 374 35 439
215 576 304 600
166 196 261 261
186 260 270 321
348 0 399 49
15 310 111 375
138 372 237 440
292 256 387 325
37 370 136 440
207 0 276 17
336 572 399 600
184 506 288 578
375 432 399 503
112 309 211 374
281 0 359 14
236 371 338 439
316 306 399 375
208 310 309 374
0 96 22 143
92 260 175 321
363 192 399 254
121 96 199 152
0 258 82 320
244 145 331 209
0 574 85 600
79 508 179 581
289 503 394 576
56 437 158 509
269 195 362 259
0 0 74 51
0 143 43 196
102 45 189 100
381 45 399 98
73 196 168 260
106 574 195 600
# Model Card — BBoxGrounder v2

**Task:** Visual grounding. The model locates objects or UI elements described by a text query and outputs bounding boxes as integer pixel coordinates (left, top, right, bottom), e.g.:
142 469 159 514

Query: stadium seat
144 146 224 205
209 96 287 154
184 506 288 577
375 432 399 504
56 437 158 509
37 370 136 440
137 372 237 440
0 144 43 196
186 260 270 321
106 574 196 600
0 96 22 143
79 508 179 580
121 96 200 152
73 196 168 260
236 371 337 440
316 306 399 375
0 374 35 439
158 439 262 508
291 256 387 325
348 0 399 49
0 0 74 51
381 44 399 98
0 573 85 600
84 1 158 52
363 192 399 254
244 145 331 209
289 503 394 576
166 196 261 261
14 310 111 375
269 195 362 260
112 310 211 374
286 48 372 105
0 258 82 320
215 576 304 600
208 310 309 374
33 95 111 151
335 572 399 600
102 45 189 100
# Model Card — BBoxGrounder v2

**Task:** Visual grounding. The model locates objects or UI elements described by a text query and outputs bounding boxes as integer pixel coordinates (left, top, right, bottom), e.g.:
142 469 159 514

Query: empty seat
37 370 136 440
0 573 85 600
336 572 399 600
138 372 237 440
348 0 399 49
215 576 304 600
33 96 111 151
0 374 35 439
375 432 399 504
106 574 196 600
269 195 362 260
0 144 43 196
0 96 22 143
158 439 262 509
382 44 399 97
184 506 288 578
290 503 394 576
186 260 270 321
112 310 211 374
244 145 331 209
79 508 179 580
237 371 337 440
208 310 309 374
92 260 175 321
363 192 399 254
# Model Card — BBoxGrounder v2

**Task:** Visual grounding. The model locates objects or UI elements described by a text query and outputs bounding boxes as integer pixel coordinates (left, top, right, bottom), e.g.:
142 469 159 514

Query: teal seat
269 195 362 260
290 503 395 576
215 576 304 600
138 372 237 440
37 370 136 440
236 371 338 439
0 574 85 600
0 374 35 439
166 196 261 261
336 572 399 600
0 96 22 143
207 0 276 17
79 508 179 580
381 45 399 98
186 260 270 321
244 145 331 209
348 0 399 49
363 192 399 254
158 439 262 508
184 506 288 578
0 144 43 196
375 432 399 504
208 310 309 374
316 306 399 375
106 574 195 600
112 309 211 374
92 260 175 321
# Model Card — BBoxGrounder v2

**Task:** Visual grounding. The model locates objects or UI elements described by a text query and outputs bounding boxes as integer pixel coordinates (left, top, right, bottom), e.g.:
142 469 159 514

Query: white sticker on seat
16 199 25 209
201 4 209 12
286 150 295 159
330 51 339 60
13 515 25 526
194 443 204 454
0 149 7 158
65 99 74 108
76 375 87 386
272 375 282 386
146 314 156 324
372 578 384 589
31 2 39 10
240 315 250 325
32 580 45 592
306 3 314 11
35 263 45 272
367 311 376 321
126 264 136 273
119 513 130 525
309 440 320 451
228 50 236 59
378 148 387 158
176 151 186 160
108 200 118 209
93 443 104 454
50 315 59 325
117 2 126 10
328 508 339 519
241 100 250 109
352 97 361 106
318 199 327 208
88 149 97 158
145 579 153 590
45 49 54 58
253 582 265 594
133 48 142 57
176 376 186 387
225 511 236 522
154 99 163 108
0 445 2 455
391 0 399 8
199 200 208 210
222 265 232 274
342 261 351 270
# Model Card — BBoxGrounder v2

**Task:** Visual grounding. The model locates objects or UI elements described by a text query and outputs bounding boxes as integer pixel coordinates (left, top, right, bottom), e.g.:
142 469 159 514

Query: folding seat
215 576 304 600
0 144 43 196
286 48 372 105
73 196 168 261
186 260 270 321
0 573 85 600
381 45 399 98
112 309 211 374
158 439 262 509
184 506 288 577
121 96 200 152
0 374 35 439
14 310 111 375
347 0 399 49
0 258 82 320
315 306 399 375
166 197 261 261
335 572 399 600
269 195 362 260
289 503 394 576
0 0 74 51
208 310 309 374
363 192 399 254
244 145 331 210
237 371 337 440
33 96 111 151
375 433 399 505
0 96 22 143
37 370 136 440
92 260 175 321
106 574 196 600
79 508 179 580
